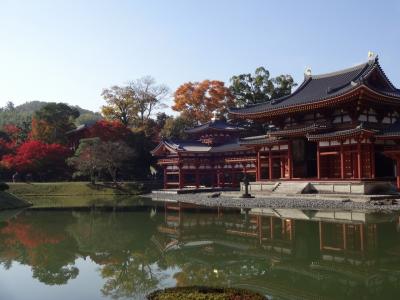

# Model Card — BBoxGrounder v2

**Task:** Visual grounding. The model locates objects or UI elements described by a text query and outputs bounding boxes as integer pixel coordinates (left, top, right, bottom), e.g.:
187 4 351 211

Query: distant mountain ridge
12 100 98 115
0 101 102 129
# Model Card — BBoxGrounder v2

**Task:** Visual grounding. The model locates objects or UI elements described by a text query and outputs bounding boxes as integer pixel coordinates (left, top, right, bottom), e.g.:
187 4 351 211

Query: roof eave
230 85 400 120
307 129 376 142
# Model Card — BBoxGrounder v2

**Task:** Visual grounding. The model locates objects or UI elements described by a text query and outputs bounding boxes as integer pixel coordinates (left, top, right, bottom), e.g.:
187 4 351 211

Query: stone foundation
242 181 398 195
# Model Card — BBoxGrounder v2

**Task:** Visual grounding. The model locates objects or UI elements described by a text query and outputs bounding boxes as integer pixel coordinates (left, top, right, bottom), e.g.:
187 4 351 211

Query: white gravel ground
149 192 400 211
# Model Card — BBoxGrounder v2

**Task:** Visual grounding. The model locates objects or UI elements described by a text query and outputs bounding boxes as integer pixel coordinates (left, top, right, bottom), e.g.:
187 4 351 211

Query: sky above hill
0 0 399 113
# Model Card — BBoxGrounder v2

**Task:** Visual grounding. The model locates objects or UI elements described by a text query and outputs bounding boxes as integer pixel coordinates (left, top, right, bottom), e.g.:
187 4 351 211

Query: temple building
152 54 400 191
151 120 255 189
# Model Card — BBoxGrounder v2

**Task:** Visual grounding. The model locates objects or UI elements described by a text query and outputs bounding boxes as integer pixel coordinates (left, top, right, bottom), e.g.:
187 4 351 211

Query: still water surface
1 206 400 299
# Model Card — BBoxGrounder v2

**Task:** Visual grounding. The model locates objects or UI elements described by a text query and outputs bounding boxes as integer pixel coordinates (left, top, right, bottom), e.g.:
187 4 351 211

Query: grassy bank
6 182 153 209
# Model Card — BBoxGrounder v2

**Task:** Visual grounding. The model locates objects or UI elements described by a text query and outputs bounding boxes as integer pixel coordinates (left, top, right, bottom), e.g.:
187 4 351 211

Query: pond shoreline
149 191 400 211
0 182 156 210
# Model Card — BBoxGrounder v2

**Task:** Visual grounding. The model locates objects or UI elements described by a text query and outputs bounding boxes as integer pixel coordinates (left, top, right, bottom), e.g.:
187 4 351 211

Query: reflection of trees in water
67 211 163 299
0 210 163 298
159 243 268 288
32 265 79 285
0 212 79 285
100 251 163 299
2 210 400 299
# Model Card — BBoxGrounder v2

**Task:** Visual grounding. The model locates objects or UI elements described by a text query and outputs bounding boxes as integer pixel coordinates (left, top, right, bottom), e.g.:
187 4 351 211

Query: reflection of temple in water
155 204 400 300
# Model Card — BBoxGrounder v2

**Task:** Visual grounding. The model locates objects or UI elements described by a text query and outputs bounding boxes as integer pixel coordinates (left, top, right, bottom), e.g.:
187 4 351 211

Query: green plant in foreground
0 182 9 191
147 286 267 300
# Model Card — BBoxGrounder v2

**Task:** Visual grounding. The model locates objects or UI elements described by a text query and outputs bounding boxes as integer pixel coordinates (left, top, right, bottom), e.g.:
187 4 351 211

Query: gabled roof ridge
362 57 397 91
240 134 269 141
311 60 370 79
184 119 243 133
270 77 312 105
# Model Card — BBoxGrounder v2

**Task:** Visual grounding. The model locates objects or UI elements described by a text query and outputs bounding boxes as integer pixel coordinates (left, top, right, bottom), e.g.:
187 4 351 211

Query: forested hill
14 101 95 115
0 101 102 128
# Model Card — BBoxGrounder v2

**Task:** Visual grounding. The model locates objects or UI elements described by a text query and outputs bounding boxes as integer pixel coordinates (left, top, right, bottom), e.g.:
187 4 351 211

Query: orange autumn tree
172 80 234 124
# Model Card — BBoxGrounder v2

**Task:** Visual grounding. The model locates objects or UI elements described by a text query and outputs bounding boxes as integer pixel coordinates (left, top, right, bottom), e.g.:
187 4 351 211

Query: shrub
0 182 9 191
147 286 267 300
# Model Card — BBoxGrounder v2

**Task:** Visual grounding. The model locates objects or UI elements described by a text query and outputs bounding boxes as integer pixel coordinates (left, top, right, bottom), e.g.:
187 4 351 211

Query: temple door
351 152 358 179
281 157 289 179
344 152 352 179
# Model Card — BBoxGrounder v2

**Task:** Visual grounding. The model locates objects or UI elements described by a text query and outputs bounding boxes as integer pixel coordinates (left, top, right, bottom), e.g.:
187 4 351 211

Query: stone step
270 182 311 194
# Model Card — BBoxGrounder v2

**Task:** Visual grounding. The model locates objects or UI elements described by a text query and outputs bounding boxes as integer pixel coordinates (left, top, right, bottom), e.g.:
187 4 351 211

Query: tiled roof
377 121 400 137
237 123 329 145
152 139 248 155
210 142 249 152
306 124 377 141
370 88 400 98
66 124 89 135
268 122 330 136
229 57 400 116
239 135 285 146
185 120 243 134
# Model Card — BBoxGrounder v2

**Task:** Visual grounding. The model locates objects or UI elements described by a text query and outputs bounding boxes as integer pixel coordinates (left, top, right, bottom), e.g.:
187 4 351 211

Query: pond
1 205 400 300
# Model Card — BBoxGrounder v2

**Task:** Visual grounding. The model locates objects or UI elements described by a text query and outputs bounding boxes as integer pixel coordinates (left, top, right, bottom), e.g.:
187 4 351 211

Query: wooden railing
157 158 179 165
225 156 257 163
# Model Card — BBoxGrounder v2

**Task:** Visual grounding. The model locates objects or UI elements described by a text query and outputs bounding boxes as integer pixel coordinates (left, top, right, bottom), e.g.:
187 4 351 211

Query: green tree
4 101 15 112
68 138 135 183
128 76 169 126
101 77 169 127
229 67 297 107
31 103 80 144
101 86 137 126
75 112 102 126
161 116 196 140
67 138 102 184
97 141 135 183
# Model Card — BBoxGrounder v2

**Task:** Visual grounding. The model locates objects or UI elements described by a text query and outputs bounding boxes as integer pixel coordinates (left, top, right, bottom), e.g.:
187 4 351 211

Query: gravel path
149 192 400 211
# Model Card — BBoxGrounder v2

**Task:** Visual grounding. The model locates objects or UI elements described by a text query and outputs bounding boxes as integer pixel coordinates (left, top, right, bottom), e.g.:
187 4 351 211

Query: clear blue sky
0 0 399 112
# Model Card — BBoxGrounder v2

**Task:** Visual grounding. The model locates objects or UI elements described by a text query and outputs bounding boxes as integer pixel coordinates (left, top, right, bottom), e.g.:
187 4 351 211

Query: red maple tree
85 120 132 142
1 140 71 176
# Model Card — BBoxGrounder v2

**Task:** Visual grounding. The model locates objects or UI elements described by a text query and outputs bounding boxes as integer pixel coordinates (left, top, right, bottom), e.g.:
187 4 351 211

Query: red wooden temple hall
151 120 256 189
152 54 400 189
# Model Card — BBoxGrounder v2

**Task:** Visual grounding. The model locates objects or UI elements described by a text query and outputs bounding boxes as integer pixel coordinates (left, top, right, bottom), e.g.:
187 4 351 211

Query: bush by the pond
0 182 9 191
147 286 267 300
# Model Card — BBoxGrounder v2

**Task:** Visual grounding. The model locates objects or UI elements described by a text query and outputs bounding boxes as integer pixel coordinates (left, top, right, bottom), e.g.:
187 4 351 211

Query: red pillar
396 159 400 190
317 143 321 180
195 167 200 189
280 157 285 179
370 143 375 179
163 167 167 189
319 221 323 250
342 224 347 250
270 217 274 240
268 147 273 180
178 164 184 189
288 141 293 179
360 224 365 252
340 142 345 179
256 149 261 181
357 141 362 179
